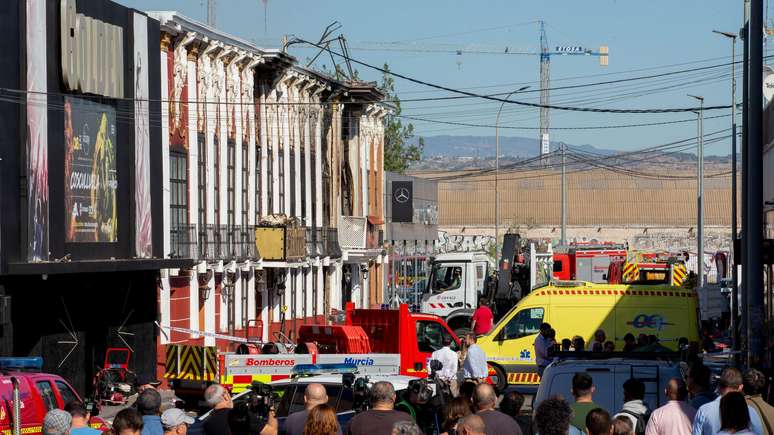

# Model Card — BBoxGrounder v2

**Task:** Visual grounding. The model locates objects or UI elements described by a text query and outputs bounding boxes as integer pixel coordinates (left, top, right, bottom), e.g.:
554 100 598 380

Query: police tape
155 322 250 343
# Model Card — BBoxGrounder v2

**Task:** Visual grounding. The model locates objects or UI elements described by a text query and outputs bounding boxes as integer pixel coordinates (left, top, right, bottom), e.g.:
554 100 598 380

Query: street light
712 28 739 354
689 94 705 289
495 85 530 257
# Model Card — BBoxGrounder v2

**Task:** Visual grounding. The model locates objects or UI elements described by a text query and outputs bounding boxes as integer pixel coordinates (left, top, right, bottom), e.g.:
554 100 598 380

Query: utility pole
741 0 750 357
495 86 529 256
713 29 739 355
561 142 567 245
689 95 705 289
747 0 764 366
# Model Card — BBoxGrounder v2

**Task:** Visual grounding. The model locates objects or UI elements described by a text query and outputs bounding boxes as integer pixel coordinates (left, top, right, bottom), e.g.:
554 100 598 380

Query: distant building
383 172 438 305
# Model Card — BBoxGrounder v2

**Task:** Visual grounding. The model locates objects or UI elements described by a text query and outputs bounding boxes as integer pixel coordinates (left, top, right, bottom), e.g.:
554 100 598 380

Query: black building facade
0 0 191 394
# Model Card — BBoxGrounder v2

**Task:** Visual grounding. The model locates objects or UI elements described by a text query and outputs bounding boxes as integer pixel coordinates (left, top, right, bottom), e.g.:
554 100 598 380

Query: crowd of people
37 361 774 435
532 365 774 435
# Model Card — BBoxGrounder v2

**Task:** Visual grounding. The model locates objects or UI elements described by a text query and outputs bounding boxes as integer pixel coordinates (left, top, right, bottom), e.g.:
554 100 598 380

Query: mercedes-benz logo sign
395 187 410 203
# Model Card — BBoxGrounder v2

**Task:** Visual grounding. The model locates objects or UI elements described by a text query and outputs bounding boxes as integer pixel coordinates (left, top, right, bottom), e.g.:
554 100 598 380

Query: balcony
338 216 367 250
167 225 260 263
170 225 198 259
255 224 305 261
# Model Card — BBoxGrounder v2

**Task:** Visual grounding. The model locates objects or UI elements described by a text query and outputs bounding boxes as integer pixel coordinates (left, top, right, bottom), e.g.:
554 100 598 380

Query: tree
380 63 423 173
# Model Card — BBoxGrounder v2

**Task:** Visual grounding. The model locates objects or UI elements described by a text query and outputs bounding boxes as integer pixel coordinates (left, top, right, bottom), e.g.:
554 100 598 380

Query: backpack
620 409 650 435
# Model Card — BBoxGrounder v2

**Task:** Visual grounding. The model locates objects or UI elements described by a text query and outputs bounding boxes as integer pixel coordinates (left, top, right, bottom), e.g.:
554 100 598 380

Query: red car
0 357 109 435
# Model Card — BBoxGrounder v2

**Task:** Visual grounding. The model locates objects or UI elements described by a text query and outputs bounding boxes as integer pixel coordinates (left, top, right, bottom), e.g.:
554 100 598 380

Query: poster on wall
133 13 152 257
26 0 49 260
64 97 118 243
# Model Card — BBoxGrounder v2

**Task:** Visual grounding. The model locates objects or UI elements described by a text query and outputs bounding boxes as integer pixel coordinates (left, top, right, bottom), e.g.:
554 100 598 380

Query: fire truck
165 303 463 403
552 242 628 282
608 252 689 287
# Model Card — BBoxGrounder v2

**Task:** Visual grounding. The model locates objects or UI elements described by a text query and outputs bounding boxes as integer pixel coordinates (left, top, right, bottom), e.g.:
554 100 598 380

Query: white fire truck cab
421 251 494 336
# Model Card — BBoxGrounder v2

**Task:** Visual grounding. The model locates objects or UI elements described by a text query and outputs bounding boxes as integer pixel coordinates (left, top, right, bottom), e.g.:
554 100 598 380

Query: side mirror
496 329 505 342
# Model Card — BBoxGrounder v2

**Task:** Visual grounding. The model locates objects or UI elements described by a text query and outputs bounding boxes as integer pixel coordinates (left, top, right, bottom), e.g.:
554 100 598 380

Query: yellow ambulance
477 281 699 391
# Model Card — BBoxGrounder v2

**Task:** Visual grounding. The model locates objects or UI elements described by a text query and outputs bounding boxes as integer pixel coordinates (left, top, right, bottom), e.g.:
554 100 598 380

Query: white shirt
431 346 458 380
463 344 488 379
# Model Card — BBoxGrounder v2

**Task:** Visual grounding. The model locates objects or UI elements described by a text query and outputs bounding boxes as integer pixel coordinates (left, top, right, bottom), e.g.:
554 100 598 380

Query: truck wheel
490 364 507 393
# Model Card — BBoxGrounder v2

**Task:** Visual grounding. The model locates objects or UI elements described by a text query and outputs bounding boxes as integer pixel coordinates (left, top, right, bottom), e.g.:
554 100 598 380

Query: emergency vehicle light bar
292 363 358 375
0 357 43 371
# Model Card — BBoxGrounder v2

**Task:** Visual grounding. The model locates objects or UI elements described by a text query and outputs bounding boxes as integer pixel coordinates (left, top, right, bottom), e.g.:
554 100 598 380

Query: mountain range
412 135 617 158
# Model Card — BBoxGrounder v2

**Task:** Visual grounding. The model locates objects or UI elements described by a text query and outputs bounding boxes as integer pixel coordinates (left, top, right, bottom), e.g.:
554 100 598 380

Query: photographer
203 385 233 435
395 379 435 435
282 384 340 435
346 381 412 435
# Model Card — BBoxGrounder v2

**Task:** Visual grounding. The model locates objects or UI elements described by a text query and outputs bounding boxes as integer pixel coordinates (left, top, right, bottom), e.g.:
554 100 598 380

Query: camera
245 381 276 418
228 382 276 435
352 377 371 413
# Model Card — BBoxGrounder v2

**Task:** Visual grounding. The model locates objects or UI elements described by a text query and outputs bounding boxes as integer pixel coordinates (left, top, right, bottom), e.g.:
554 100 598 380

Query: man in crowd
693 367 763 435
498 391 532 435
586 409 613 435
570 373 602 431
43 409 72 435
687 364 717 410
534 323 553 376
457 415 486 435
534 397 583 435
592 330 607 352
138 389 164 435
283 384 337 435
645 378 696 435
112 409 145 435
470 297 494 336
396 380 434 434
463 334 488 383
202 384 233 435
474 383 522 435
64 402 100 435
431 335 459 396
346 381 412 435
744 368 774 435
161 408 195 435
614 378 650 435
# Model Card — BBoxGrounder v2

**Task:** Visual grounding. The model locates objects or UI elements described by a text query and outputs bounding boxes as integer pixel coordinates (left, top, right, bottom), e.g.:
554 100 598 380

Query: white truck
420 251 494 336
421 234 553 336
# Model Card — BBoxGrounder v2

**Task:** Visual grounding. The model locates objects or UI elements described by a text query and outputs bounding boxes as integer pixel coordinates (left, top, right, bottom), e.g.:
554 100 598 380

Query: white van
533 358 685 415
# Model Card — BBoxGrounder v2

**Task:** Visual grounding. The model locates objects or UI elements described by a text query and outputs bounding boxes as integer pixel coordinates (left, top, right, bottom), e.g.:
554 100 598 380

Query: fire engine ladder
629 364 662 408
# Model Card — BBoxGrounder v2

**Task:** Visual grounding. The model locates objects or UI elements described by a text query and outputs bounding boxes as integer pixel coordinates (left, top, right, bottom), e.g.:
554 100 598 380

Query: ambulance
477 280 700 391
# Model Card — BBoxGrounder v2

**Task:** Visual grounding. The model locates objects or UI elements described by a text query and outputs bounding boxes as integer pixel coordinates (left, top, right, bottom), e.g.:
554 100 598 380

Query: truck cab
345 303 461 376
421 252 493 335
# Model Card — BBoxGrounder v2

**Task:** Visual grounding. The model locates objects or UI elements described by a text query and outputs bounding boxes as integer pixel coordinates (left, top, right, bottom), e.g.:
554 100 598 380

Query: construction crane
207 0 216 27
538 20 608 160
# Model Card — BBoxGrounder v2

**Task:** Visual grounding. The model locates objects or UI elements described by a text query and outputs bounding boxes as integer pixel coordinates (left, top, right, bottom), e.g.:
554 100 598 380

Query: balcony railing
170 225 198 259
324 227 342 258
338 216 367 250
171 224 259 262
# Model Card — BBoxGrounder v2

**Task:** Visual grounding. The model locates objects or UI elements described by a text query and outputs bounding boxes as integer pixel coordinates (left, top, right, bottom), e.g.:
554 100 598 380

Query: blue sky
119 0 766 156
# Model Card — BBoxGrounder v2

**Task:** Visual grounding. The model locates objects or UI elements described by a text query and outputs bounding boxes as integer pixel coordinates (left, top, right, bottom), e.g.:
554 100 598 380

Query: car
197 372 428 430
0 357 109 435
533 357 685 414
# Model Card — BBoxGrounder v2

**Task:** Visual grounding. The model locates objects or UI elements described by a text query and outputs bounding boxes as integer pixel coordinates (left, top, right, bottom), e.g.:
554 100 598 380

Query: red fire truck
552 242 628 282
166 304 466 401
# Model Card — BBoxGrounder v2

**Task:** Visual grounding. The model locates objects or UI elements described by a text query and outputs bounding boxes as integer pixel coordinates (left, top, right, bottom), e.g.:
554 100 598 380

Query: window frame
503 307 545 340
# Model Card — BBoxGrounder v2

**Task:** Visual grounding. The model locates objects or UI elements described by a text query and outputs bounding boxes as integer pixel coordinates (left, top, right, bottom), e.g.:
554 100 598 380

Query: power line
290 37 734 113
